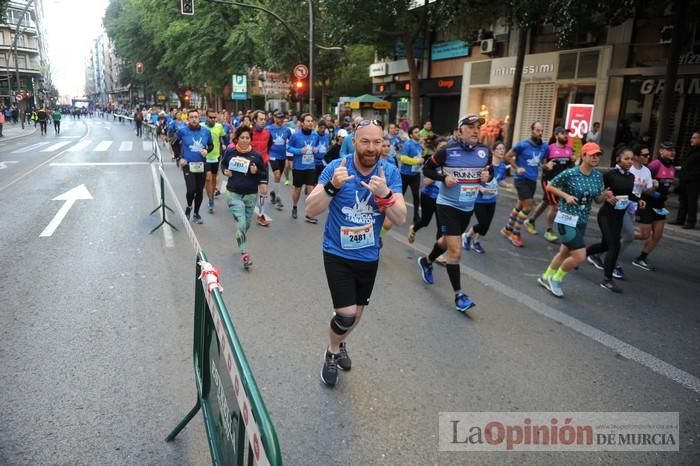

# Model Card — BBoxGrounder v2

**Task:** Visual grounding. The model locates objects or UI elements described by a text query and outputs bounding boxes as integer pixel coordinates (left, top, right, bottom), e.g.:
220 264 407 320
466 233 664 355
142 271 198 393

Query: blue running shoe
462 233 471 250
417 257 434 285
455 292 475 312
612 266 624 279
471 242 485 254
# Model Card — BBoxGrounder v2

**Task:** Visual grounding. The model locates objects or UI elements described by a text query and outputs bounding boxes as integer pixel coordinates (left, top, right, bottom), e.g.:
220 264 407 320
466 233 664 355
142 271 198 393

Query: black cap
273 110 284 118
659 141 674 149
554 126 569 134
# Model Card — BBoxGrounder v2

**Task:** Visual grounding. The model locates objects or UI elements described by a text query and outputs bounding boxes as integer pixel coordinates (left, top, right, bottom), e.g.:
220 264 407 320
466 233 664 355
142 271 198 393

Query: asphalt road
1 118 699 465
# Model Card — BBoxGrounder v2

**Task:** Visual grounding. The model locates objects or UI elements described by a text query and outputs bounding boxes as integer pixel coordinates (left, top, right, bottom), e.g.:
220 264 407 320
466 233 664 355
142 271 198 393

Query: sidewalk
0 122 38 140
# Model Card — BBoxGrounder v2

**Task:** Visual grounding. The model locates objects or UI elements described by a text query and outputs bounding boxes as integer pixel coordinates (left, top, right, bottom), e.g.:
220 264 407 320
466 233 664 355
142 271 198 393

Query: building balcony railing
0 44 40 53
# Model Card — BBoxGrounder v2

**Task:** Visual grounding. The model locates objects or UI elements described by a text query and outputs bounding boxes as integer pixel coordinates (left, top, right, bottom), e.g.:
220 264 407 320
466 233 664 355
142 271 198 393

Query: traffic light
404 82 411 91
136 62 144 74
181 0 194 15
295 80 304 91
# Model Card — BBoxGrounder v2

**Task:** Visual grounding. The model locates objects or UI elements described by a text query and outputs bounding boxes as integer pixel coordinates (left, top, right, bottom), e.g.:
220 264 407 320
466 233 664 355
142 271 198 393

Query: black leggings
53 121 60 134
472 202 496 236
401 174 421 221
586 212 623 279
412 195 441 239
183 168 206 214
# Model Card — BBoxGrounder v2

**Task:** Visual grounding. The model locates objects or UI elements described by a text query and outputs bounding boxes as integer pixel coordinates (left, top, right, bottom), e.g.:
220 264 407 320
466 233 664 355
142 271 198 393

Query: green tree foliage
0 0 9 24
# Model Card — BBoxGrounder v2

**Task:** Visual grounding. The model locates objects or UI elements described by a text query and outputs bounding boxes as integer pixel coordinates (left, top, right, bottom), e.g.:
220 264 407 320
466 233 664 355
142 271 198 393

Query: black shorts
540 179 557 205
270 159 285 173
315 165 325 179
436 204 474 236
636 206 666 224
323 252 379 308
205 161 219 174
514 178 537 201
292 169 317 187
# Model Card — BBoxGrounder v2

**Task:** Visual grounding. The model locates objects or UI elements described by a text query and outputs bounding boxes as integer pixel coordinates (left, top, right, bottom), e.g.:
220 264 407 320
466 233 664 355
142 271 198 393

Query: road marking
11 142 48 153
94 141 112 151
388 230 700 395
50 162 150 166
0 161 19 169
119 141 133 151
142 141 151 151
40 184 94 237
150 164 174 248
41 141 72 152
68 140 92 152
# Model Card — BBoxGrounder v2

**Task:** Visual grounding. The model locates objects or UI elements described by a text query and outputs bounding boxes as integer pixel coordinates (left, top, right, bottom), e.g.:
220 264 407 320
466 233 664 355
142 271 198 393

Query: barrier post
149 127 177 234
166 252 283 465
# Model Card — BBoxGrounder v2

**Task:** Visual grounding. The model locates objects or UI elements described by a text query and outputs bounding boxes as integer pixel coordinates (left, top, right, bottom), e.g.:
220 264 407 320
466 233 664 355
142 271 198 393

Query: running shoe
407 225 416 244
257 215 270 227
455 292 476 312
537 275 551 291
587 254 604 270
192 213 203 224
185 206 192 220
276 198 284 210
511 235 524 248
500 227 514 240
321 350 338 386
544 229 558 242
548 277 564 297
612 266 624 280
462 233 472 250
291 206 297 219
284 178 291 186
471 242 485 254
241 253 253 269
417 257 434 285
337 342 351 371
525 219 538 235
632 258 655 271
208 199 214 214
214 189 221 197
600 278 622 293
304 216 318 224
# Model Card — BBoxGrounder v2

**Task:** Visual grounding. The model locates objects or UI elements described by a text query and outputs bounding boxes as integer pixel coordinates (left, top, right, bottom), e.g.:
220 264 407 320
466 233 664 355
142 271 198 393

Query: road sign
293 64 309 80
15 93 23 102
231 74 247 100
40 184 94 237
565 104 594 140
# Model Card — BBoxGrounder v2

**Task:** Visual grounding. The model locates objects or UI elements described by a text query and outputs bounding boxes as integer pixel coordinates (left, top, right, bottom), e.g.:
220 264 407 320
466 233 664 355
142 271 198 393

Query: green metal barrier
166 251 282 466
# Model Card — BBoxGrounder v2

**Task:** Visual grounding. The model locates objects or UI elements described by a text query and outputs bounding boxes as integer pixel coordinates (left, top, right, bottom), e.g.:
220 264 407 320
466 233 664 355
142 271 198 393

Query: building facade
0 0 49 107
85 31 124 109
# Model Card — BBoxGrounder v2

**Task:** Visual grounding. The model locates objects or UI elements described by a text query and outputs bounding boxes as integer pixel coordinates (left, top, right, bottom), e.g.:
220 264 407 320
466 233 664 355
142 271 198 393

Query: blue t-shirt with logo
512 138 548 181
176 125 213 163
315 132 331 166
433 142 492 212
320 156 402 262
399 139 423 176
288 130 319 171
476 162 507 204
267 124 292 160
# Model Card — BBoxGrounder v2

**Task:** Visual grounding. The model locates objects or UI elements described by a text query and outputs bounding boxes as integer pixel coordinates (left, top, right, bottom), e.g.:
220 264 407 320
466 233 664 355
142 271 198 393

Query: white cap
337 129 348 138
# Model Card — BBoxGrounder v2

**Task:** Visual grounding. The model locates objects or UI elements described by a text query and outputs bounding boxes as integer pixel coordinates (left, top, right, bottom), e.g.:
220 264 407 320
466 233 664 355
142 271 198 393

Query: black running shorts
293 169 317 187
270 159 285 173
636 206 666 224
205 161 219 174
323 252 379 308
436 204 474 236
514 178 537 200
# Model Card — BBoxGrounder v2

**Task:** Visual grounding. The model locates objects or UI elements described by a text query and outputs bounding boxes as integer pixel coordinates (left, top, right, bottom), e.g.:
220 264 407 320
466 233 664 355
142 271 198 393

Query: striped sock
513 211 527 236
506 208 519 231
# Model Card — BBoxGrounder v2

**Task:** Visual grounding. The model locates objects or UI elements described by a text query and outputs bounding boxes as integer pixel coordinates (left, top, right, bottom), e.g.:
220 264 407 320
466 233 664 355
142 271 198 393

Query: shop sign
640 78 700 95
231 74 247 100
387 59 410 75
678 52 700 65
419 76 463 94
565 104 594 140
432 40 470 61
487 52 559 86
369 63 388 77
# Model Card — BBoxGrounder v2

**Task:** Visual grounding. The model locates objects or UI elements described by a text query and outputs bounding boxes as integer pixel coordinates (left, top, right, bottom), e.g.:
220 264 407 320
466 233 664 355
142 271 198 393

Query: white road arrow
40 184 94 237
0 161 19 170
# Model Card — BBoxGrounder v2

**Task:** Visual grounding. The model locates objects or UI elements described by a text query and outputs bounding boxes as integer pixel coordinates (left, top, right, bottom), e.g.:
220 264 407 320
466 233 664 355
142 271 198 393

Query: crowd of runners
153 105 698 387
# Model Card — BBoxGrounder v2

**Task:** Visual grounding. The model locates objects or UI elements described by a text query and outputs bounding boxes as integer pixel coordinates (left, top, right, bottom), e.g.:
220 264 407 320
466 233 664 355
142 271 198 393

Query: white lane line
150 163 174 248
142 141 151 151
119 141 133 151
50 162 150 166
11 142 48 153
68 140 92 152
388 231 700 395
94 141 112 151
40 141 73 152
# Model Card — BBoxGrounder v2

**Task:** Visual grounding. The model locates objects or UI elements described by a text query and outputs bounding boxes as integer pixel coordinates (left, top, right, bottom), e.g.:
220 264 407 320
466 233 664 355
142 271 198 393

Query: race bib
411 163 421 173
632 180 644 197
302 152 314 165
614 195 629 210
459 185 479 203
188 162 204 173
555 210 579 227
340 224 375 250
229 156 250 174
653 208 670 216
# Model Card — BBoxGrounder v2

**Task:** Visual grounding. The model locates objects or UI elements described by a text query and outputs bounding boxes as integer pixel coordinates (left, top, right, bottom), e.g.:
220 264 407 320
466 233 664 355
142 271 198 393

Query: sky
44 0 111 98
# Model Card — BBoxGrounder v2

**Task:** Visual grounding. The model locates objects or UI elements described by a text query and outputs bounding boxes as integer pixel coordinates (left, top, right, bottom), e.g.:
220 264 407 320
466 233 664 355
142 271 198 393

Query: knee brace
330 313 356 335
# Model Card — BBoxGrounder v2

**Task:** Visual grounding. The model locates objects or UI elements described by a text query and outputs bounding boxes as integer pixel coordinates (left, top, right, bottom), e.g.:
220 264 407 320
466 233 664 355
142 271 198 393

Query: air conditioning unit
480 39 495 55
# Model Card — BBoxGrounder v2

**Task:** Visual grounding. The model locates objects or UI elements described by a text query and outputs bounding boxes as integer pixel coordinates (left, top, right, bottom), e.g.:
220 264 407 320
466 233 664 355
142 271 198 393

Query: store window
469 87 511 146
616 78 645 146
553 84 596 135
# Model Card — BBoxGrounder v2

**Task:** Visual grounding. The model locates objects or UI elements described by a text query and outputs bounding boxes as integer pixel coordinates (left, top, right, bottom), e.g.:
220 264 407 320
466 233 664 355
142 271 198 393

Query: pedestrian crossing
10 139 154 154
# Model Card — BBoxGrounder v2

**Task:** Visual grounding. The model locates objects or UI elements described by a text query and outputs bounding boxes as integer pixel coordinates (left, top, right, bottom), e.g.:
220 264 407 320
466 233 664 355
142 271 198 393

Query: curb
0 126 39 141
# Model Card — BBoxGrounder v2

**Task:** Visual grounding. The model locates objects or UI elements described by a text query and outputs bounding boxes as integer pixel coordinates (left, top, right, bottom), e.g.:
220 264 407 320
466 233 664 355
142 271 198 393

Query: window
17 55 26 69
558 53 577 80
471 61 491 85
577 51 599 79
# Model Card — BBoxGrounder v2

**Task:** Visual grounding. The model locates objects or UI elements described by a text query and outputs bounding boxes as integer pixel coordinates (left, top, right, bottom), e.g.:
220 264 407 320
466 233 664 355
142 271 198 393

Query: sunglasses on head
356 119 384 129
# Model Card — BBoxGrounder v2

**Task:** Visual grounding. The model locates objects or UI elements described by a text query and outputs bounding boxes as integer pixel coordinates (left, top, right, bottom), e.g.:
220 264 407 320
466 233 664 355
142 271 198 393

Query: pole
308 0 314 114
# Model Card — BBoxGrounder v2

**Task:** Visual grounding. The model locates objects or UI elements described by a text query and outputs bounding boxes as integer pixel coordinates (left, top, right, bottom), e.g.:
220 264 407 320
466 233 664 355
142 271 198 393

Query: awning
348 94 391 110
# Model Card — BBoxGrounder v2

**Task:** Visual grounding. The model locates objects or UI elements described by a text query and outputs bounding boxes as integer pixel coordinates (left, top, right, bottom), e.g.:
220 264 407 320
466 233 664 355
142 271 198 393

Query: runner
537 143 611 298
407 137 449 244
501 122 549 247
175 109 214 224
220 126 268 269
37 107 48 135
267 110 293 210
417 114 492 312
315 121 331 180
585 147 643 292
632 141 676 271
250 109 272 226
462 141 511 254
287 113 320 223
305 119 406 387
399 125 424 224
203 110 228 214
526 127 574 242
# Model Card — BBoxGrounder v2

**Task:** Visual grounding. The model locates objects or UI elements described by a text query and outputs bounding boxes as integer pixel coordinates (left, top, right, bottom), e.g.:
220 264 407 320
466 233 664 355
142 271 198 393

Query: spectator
671 131 700 229
419 120 434 140
586 122 601 144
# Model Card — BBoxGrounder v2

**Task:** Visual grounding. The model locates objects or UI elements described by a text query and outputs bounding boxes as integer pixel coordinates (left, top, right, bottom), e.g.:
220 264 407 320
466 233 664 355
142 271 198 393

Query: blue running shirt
399 139 423 176
288 130 319 171
476 162 507 204
267 124 292 160
512 138 549 181
319 156 402 262
176 125 213 163
431 142 492 212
